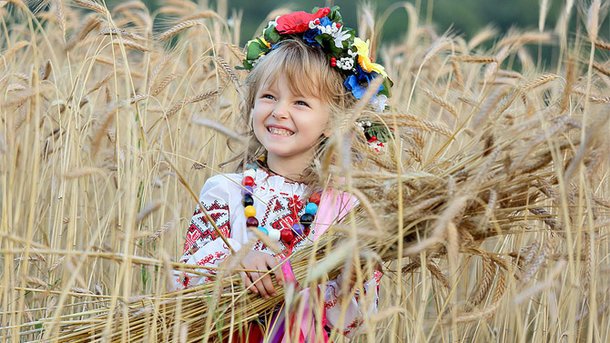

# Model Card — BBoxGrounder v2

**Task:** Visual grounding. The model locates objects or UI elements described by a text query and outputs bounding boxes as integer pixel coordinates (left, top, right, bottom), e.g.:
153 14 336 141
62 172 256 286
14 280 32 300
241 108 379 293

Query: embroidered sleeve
322 270 383 337
174 175 243 289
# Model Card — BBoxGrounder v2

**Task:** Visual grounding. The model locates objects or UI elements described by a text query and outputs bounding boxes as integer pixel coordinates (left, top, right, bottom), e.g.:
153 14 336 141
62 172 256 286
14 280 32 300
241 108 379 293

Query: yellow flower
353 37 387 77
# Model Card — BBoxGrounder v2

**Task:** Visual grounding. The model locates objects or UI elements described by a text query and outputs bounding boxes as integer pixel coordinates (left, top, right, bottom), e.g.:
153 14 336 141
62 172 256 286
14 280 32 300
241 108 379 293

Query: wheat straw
158 20 204 41
73 0 108 16
1 2 609 342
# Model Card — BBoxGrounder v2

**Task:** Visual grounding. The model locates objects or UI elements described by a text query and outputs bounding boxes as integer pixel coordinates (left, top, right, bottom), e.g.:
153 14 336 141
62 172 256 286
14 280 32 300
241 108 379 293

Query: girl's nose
271 104 289 119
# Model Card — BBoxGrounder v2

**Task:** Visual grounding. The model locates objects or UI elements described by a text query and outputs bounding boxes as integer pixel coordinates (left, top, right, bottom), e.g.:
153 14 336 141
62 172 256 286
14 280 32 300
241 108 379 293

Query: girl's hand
240 250 284 298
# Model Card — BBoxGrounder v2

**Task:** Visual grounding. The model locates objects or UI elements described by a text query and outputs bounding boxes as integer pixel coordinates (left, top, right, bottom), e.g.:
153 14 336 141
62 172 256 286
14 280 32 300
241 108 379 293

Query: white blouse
175 167 381 337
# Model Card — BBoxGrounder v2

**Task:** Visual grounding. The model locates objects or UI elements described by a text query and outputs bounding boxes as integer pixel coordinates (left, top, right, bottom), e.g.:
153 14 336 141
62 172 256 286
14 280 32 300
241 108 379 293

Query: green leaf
263 26 280 44
245 39 269 60
328 6 343 23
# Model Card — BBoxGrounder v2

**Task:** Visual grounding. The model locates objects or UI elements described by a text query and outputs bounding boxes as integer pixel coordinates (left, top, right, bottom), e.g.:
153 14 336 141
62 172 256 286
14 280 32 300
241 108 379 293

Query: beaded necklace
242 167 321 248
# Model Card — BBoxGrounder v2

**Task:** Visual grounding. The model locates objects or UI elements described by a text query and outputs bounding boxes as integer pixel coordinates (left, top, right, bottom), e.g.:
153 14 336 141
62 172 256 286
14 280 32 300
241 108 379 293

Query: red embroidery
181 274 190 288
271 215 295 231
324 297 338 309
199 201 229 225
196 251 227 266
373 270 383 284
342 318 363 336
273 199 282 212
188 200 231 241
288 195 303 210
183 226 202 253
261 195 277 225
324 284 339 309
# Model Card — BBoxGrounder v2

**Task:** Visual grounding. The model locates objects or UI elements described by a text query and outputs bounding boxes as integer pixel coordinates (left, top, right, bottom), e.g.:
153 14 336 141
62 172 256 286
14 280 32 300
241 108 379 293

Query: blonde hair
229 39 355 180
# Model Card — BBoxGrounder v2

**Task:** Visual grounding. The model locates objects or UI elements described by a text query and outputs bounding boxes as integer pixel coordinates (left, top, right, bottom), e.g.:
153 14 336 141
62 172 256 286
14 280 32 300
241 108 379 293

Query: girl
175 6 391 341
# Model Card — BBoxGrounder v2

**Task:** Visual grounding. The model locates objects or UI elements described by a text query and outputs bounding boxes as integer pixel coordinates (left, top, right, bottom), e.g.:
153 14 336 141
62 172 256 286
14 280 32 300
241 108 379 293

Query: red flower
276 7 331 34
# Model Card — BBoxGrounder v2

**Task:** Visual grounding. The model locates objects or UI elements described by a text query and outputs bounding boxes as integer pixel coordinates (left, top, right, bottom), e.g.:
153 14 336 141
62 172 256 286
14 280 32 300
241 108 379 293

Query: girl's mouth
267 127 294 137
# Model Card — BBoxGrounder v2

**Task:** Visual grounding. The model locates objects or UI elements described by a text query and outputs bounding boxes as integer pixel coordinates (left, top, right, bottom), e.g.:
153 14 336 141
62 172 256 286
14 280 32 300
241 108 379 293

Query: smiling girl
175 6 391 341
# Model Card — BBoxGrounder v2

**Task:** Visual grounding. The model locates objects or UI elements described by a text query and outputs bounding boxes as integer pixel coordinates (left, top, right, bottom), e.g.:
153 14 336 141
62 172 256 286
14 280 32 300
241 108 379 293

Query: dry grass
1 0 609 342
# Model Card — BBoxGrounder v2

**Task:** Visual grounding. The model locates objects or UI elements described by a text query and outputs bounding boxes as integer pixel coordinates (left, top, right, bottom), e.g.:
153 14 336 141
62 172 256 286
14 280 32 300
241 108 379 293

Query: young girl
175 6 391 341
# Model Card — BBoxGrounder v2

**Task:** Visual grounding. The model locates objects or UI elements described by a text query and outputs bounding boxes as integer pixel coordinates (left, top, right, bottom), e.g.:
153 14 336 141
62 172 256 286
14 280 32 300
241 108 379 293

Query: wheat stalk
73 0 108 16
158 20 204 41
594 40 610 50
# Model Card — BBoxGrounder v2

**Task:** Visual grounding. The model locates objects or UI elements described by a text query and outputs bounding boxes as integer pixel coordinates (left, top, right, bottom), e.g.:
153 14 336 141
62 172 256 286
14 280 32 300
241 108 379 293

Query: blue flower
319 17 332 27
303 28 321 47
344 67 385 99
354 65 374 82
344 75 366 99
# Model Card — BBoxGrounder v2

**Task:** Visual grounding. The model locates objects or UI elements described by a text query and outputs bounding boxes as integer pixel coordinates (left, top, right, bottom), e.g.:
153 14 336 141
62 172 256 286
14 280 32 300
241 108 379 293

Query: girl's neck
265 153 312 183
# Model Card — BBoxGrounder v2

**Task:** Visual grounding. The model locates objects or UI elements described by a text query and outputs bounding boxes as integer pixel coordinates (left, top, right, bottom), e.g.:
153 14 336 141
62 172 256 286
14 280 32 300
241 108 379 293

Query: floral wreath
240 6 393 112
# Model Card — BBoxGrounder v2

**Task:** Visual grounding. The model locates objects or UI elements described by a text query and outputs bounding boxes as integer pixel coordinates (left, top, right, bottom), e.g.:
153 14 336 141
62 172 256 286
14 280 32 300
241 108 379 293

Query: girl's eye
261 94 275 100
295 100 310 107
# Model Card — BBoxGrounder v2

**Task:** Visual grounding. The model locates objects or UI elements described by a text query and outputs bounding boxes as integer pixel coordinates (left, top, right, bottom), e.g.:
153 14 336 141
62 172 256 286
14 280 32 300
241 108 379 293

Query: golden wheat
1 1 608 342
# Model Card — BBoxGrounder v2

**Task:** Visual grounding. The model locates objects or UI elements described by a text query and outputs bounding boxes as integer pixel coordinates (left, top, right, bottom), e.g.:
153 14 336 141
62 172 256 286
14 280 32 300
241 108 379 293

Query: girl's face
251 75 331 168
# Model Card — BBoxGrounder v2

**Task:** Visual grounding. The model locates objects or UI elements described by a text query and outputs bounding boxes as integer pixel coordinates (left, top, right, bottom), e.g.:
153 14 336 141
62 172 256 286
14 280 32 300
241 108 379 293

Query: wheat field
1 0 609 342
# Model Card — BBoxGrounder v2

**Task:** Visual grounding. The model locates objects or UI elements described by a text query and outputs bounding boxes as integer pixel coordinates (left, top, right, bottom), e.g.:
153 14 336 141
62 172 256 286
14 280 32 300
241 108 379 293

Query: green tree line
105 0 609 41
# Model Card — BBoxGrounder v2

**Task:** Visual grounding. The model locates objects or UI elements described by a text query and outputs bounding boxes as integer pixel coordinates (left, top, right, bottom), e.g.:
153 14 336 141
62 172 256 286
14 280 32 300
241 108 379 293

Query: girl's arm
321 270 382 337
174 174 243 289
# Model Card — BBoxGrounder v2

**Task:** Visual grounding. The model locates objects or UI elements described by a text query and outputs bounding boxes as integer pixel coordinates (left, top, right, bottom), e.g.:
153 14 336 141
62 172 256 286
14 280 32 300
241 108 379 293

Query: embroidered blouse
175 167 381 337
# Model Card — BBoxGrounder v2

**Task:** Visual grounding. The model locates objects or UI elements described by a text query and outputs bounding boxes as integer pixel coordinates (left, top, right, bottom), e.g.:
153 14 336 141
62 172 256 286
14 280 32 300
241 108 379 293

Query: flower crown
241 6 393 111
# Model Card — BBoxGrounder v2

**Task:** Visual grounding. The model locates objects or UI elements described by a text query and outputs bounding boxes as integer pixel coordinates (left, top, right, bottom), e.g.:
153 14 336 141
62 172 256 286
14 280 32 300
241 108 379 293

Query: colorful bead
243 194 254 207
305 203 318 215
268 228 281 241
292 223 305 235
299 213 314 227
246 216 259 227
280 229 294 243
241 168 321 248
244 205 256 218
242 186 253 195
304 227 311 236
243 176 255 186
309 192 321 205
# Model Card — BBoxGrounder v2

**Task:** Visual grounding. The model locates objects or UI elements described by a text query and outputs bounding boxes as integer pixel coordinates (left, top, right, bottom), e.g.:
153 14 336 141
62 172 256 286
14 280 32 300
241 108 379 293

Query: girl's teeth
269 127 293 136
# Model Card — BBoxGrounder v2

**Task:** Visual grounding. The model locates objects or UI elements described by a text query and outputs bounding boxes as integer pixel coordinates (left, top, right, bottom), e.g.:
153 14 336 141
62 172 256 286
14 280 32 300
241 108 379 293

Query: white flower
370 95 388 112
336 57 354 70
332 27 351 48
318 25 333 35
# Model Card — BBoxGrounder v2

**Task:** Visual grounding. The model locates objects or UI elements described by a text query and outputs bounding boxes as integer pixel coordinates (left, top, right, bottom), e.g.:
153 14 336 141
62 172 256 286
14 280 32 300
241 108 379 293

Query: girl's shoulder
205 172 242 186
202 168 309 197
199 172 243 196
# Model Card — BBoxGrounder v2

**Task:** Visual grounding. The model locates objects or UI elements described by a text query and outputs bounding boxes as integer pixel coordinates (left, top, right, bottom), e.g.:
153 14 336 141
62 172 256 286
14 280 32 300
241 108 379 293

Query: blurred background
101 0 581 44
